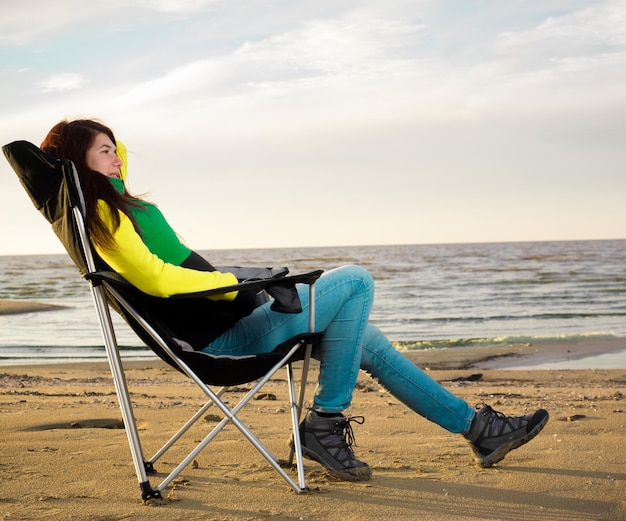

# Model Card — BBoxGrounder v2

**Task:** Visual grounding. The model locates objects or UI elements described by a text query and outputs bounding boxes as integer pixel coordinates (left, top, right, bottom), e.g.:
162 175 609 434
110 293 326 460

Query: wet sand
0 299 67 315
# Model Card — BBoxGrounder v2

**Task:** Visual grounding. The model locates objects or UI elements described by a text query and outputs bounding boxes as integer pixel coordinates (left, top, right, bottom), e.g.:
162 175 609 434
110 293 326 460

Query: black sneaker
295 410 372 481
465 404 549 468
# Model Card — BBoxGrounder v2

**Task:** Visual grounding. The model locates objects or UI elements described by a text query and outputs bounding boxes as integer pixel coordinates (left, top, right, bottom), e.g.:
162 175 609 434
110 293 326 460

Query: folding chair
3 140 324 501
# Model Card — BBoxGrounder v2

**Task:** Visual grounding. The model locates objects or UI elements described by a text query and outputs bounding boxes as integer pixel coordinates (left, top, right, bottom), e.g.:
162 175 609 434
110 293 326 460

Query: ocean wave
392 332 620 351
0 344 155 365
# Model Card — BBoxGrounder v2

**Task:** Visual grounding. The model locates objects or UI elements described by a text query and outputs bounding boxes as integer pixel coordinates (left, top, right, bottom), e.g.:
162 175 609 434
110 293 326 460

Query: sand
1 300 626 520
0 300 68 315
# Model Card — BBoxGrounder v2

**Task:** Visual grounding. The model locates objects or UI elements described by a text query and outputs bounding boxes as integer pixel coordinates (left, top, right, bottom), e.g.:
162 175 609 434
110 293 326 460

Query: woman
41 118 548 482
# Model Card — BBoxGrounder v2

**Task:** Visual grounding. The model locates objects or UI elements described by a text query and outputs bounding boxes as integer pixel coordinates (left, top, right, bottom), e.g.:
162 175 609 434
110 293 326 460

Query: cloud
36 73 87 93
5 2 626 131
134 0 221 13
0 0 220 46
102 12 443 139
113 13 426 99
444 1 626 115
233 14 424 75
497 0 626 50
0 2 112 45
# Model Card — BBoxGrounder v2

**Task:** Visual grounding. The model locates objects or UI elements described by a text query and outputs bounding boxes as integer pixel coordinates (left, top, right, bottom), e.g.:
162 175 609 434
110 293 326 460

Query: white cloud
0 1 114 45
233 15 423 76
101 12 444 140
113 13 426 101
37 73 87 93
0 0 220 45
135 0 221 13
446 1 626 115
498 0 626 50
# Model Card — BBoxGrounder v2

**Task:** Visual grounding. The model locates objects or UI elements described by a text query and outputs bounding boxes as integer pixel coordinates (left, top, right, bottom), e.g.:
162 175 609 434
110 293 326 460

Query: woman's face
85 132 122 178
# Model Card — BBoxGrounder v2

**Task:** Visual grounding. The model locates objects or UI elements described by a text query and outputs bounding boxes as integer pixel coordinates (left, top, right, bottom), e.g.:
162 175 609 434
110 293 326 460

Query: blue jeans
203 265 474 434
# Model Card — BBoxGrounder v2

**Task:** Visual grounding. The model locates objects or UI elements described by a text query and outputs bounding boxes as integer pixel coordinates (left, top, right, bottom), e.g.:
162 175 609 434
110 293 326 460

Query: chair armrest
216 266 289 281
84 269 324 298
169 270 323 299
84 270 134 288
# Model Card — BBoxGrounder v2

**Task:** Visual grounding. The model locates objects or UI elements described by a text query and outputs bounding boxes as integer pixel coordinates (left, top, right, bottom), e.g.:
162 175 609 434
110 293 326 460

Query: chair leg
90 284 160 499
286 361 307 490
139 481 162 502
286 279 316 467
287 342 313 467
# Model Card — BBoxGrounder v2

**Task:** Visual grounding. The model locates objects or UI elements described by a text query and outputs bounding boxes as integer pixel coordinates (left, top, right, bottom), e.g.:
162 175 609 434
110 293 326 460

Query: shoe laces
331 415 365 452
476 404 506 424
474 403 527 437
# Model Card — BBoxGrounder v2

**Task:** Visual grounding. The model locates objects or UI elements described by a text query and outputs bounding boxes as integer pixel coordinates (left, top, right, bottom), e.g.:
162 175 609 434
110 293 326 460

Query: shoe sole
299 445 372 482
471 412 549 468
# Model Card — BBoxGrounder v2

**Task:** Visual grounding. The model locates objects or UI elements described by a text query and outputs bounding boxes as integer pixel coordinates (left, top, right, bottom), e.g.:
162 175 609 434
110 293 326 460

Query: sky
1 0 625 256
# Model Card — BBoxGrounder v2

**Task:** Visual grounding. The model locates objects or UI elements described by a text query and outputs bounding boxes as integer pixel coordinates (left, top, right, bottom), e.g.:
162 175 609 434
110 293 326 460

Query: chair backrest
3 140 91 273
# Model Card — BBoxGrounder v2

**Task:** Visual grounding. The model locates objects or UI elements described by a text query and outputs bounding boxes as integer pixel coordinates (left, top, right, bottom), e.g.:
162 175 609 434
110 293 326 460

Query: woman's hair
41 119 142 249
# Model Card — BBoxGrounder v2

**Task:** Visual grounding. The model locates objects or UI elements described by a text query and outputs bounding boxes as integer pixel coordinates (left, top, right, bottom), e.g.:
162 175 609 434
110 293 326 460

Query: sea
1 240 625 367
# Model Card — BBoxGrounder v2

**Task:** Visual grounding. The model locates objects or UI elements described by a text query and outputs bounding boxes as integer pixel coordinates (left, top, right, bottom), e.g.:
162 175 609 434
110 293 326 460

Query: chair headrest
2 140 82 221
3 140 88 271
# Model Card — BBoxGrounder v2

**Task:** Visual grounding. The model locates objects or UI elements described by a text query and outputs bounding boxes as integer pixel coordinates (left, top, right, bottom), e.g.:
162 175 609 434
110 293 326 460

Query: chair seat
176 332 322 386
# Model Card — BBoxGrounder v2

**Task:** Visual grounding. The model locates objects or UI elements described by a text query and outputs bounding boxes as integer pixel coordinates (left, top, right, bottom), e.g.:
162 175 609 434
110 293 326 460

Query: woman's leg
204 264 548 478
360 324 474 433
203 265 374 413
359 324 549 469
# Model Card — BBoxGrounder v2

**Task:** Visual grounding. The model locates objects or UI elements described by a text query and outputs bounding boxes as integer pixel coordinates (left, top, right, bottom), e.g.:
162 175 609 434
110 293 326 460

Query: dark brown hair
41 119 142 249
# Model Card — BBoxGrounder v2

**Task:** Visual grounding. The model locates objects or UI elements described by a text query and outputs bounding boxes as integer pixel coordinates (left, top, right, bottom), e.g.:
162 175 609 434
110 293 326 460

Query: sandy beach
1 331 625 521
0 300 68 315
